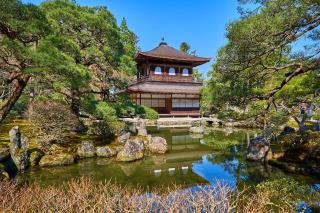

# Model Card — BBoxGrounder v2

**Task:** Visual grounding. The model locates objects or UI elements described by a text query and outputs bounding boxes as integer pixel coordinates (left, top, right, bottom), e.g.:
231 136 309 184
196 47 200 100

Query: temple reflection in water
16 127 310 189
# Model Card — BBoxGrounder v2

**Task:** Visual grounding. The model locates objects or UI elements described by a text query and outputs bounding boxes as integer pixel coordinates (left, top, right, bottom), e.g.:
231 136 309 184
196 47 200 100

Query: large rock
246 136 272 162
0 148 10 162
116 139 144 162
116 132 131 144
189 126 204 134
9 126 29 171
96 146 116 157
147 137 167 154
77 141 95 158
39 154 74 167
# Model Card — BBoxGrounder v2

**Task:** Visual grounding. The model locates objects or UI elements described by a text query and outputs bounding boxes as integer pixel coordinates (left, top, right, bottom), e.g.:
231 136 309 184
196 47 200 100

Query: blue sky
22 0 240 76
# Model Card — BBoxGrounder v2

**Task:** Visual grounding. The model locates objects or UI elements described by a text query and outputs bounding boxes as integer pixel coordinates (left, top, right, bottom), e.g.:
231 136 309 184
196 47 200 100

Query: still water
16 127 320 189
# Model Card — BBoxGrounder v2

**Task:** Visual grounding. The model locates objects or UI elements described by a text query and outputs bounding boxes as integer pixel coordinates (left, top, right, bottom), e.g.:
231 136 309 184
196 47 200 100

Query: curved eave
135 52 211 66
126 81 203 94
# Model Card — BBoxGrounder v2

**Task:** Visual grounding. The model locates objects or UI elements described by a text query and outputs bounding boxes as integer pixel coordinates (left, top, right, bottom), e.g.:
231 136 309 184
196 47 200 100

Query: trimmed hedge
136 105 158 120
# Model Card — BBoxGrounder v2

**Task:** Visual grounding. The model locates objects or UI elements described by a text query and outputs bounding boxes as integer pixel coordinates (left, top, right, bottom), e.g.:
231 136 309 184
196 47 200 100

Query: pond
15 127 320 190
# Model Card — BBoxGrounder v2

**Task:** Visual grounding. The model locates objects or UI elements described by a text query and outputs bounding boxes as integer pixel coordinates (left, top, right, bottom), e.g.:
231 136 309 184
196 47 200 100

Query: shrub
217 110 244 121
110 95 158 120
80 93 98 115
136 105 158 120
112 101 136 117
89 102 124 136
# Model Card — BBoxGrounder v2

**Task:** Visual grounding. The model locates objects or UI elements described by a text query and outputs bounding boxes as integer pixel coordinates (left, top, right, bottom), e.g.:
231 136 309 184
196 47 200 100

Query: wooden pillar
139 93 141 105
146 62 150 76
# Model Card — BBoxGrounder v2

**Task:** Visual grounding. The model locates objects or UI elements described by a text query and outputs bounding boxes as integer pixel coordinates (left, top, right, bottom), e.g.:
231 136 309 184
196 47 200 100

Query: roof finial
159 37 167 46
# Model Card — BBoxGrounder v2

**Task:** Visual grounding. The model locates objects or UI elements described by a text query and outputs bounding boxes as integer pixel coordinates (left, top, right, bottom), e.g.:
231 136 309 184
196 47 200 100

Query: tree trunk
0 74 30 123
70 90 81 117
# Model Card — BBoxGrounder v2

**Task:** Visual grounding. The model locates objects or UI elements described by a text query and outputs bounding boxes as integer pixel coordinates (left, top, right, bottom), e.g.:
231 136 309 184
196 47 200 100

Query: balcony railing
129 74 203 85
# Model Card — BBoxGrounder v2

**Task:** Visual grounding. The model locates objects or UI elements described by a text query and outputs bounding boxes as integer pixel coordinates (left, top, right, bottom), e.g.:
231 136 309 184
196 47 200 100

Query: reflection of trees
203 129 247 153
204 129 272 186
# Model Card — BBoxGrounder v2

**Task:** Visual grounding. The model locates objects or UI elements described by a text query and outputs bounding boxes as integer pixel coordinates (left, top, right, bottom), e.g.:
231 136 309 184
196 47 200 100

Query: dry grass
0 177 293 213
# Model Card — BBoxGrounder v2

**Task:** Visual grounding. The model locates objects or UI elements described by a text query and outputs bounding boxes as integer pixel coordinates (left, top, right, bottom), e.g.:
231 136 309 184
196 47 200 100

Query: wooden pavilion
126 42 210 117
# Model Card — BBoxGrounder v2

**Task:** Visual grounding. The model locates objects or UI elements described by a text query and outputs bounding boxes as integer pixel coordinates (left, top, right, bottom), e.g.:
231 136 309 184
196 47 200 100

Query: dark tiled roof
127 81 202 94
136 43 210 65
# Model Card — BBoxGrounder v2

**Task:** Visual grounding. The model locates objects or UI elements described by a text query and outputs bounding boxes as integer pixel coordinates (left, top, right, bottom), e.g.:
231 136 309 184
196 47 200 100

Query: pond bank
121 116 262 128
1 123 320 211
268 130 320 177
4 127 318 189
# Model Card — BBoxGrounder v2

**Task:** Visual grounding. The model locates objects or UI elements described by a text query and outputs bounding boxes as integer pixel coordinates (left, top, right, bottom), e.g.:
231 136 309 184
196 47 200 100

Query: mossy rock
48 144 72 155
29 149 44 167
96 146 116 158
109 145 124 154
77 141 96 158
39 154 74 167
116 139 144 162
130 135 149 144
116 150 143 162
146 136 168 154
116 132 131 144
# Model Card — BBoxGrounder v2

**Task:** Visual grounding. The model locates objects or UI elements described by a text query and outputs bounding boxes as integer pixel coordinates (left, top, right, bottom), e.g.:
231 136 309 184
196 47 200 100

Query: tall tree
119 18 138 76
39 0 137 115
180 41 197 55
207 0 320 124
0 0 139 125
0 0 51 123
180 42 191 53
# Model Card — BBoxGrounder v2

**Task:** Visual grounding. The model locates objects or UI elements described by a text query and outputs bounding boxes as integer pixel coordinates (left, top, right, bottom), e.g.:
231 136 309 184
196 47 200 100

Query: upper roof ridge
135 42 210 66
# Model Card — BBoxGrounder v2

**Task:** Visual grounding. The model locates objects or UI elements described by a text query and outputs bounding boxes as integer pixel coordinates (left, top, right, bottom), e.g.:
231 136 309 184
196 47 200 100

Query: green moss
39 153 74 167
130 135 148 142
116 151 143 162
29 149 45 166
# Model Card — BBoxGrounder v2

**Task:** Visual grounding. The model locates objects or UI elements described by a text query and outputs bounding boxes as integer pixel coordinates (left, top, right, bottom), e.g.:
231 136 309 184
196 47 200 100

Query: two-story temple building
126 42 210 117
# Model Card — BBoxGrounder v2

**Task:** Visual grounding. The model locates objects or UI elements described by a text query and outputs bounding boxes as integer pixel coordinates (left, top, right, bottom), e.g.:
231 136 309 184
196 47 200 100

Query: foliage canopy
0 0 138 138
206 0 320 123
